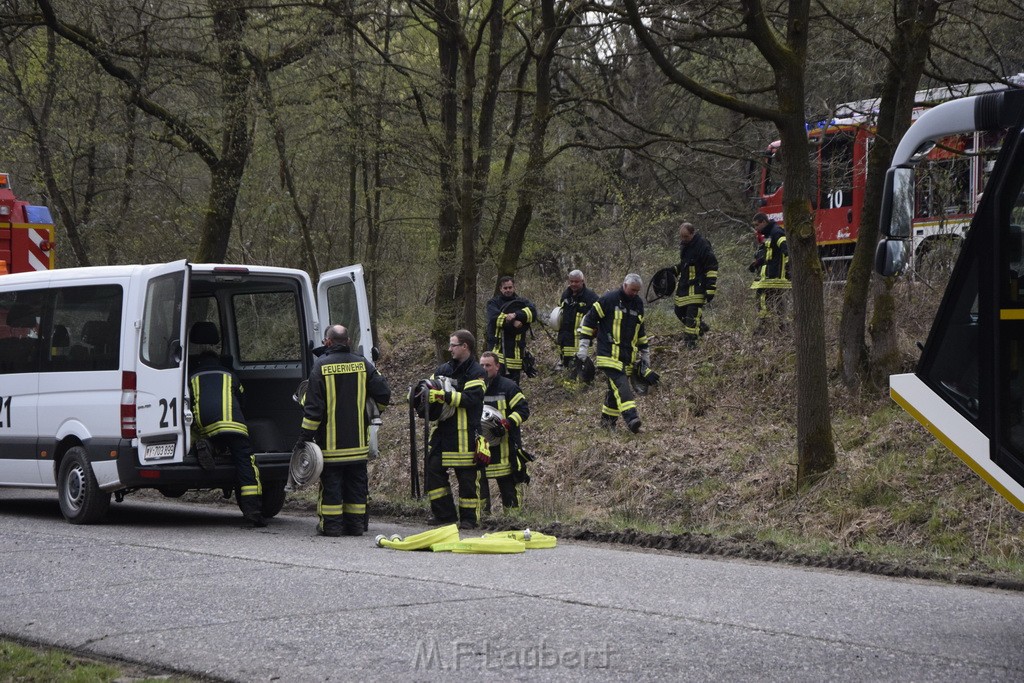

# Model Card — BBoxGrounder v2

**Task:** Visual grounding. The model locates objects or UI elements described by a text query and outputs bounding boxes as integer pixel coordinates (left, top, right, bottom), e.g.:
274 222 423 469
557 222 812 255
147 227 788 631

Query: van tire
261 480 288 518
58 447 111 524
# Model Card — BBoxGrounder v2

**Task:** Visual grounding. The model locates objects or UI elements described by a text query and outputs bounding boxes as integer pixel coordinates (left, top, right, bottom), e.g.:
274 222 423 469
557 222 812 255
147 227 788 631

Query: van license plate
144 443 176 461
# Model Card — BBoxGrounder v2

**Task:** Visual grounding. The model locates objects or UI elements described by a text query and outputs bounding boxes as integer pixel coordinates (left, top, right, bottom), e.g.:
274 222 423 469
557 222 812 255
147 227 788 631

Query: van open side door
317 265 374 360
135 260 190 464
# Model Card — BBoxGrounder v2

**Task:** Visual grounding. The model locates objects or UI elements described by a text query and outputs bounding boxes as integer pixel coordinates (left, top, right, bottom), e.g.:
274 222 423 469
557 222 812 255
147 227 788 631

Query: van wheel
58 447 111 524
261 481 288 518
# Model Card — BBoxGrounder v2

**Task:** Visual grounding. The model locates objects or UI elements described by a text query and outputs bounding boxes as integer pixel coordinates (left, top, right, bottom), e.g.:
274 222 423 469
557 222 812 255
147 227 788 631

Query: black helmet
579 357 596 384
648 267 676 302
412 377 456 422
632 360 660 394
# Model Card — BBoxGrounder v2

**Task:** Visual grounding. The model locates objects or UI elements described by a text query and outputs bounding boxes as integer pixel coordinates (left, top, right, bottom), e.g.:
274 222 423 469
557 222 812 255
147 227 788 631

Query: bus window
45 285 123 372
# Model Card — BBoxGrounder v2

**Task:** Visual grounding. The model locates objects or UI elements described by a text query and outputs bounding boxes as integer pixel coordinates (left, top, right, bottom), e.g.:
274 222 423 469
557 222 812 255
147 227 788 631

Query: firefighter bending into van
298 324 391 537
479 351 531 513
425 329 488 529
672 221 718 347
577 273 650 434
486 276 538 383
749 212 791 323
189 326 265 527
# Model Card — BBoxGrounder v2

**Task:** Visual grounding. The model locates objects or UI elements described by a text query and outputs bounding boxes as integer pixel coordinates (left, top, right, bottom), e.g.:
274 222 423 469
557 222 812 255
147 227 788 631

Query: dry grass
360 266 1024 580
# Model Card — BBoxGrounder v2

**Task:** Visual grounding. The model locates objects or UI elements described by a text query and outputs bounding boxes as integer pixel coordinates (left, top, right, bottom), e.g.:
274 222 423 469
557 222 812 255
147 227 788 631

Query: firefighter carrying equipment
286 441 323 492
375 523 460 550
648 267 677 302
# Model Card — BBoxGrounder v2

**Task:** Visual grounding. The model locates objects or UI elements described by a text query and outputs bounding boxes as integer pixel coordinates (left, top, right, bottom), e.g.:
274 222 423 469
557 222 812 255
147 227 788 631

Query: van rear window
232 291 301 363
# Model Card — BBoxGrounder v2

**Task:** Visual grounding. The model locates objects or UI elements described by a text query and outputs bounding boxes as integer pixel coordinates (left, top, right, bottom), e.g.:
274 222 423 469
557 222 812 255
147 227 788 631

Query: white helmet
480 405 506 446
548 306 562 328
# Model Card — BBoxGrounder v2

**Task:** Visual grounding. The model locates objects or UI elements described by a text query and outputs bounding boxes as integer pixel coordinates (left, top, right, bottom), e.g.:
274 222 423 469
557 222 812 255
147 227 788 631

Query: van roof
0 262 310 285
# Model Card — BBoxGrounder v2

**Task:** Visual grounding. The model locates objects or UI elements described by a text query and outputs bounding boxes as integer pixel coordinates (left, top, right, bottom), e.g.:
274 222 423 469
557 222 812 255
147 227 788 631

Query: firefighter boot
239 496 267 528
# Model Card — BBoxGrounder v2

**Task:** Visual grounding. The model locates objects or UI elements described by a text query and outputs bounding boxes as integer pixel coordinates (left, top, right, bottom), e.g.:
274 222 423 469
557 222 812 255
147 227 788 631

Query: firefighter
556 269 599 375
672 221 719 348
479 351 531 514
485 276 538 383
749 212 791 323
425 329 488 529
298 324 391 537
189 347 265 527
577 273 650 433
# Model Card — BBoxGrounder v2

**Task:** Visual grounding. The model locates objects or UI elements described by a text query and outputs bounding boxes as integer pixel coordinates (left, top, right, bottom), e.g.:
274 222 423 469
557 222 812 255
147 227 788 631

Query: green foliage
0 639 118 682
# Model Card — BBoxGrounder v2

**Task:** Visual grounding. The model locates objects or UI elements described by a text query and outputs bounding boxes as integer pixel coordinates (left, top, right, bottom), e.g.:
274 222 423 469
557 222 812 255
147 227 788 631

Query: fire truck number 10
827 190 845 209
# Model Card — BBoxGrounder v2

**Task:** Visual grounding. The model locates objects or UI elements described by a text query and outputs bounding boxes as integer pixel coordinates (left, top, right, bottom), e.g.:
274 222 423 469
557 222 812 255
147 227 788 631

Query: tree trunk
837 0 940 388
430 0 462 357
778 114 837 487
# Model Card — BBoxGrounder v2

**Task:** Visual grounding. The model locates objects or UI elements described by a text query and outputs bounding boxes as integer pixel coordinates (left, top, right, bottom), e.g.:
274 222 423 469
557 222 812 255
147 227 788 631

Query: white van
0 260 374 523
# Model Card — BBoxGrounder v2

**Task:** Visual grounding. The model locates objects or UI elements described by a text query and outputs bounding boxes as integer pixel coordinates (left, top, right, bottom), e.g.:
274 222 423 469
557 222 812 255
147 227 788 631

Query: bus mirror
874 239 907 277
880 167 915 239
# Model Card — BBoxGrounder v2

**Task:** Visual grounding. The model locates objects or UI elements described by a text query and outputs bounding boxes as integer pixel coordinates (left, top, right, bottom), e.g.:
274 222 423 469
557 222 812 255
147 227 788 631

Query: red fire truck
749 79 1021 272
0 172 55 276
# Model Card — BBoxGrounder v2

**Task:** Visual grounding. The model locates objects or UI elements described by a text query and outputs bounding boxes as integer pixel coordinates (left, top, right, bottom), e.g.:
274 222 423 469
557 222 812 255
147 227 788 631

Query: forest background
3 0 1024 581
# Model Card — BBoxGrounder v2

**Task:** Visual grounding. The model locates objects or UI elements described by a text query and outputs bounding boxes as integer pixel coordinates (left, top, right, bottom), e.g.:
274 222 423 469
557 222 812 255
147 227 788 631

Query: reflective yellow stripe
1000 309 1024 320
343 503 366 514
428 487 450 501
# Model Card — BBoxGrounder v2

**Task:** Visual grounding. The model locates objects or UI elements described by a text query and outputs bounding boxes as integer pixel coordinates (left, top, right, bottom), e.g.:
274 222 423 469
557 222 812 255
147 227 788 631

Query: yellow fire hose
375 527 557 553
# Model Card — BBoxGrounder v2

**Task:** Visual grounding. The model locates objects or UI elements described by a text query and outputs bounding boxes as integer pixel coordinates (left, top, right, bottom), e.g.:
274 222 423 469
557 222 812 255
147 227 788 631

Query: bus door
135 261 190 465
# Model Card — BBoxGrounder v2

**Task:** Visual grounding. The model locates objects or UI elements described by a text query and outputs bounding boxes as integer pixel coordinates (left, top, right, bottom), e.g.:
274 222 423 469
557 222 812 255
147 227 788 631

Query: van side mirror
874 239 908 277
880 167 915 239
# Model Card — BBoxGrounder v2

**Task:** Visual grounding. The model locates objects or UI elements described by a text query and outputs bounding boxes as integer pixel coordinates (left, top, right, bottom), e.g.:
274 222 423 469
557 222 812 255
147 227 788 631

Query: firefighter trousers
602 368 639 423
481 474 521 512
212 432 262 517
318 461 368 536
425 446 483 526
673 303 706 342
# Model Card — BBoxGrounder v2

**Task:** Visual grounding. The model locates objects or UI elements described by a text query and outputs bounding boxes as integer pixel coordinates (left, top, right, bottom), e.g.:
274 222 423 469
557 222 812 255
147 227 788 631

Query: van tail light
121 371 137 438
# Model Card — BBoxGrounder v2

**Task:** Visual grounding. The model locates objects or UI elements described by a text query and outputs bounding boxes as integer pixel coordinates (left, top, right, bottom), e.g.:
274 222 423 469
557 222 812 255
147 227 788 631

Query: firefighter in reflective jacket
479 351 531 513
190 351 265 527
299 324 391 537
557 269 599 372
426 329 488 529
673 221 718 347
486 276 537 383
749 212 791 321
577 273 650 434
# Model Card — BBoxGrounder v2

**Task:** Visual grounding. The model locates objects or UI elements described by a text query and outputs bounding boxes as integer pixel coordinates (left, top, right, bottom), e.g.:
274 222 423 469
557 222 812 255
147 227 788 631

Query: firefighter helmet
632 360 661 394
648 267 676 302
548 306 562 328
412 377 456 422
480 405 506 446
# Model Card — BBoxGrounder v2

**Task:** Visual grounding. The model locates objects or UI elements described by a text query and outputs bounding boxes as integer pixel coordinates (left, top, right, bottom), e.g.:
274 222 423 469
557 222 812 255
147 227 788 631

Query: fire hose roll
285 441 324 492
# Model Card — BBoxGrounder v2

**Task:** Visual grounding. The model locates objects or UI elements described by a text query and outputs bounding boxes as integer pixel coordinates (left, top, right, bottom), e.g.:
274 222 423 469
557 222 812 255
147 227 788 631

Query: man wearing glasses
425 329 488 529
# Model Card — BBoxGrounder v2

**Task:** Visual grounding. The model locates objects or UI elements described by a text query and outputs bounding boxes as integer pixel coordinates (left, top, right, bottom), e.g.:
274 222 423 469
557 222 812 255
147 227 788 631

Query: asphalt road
2 490 1024 682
